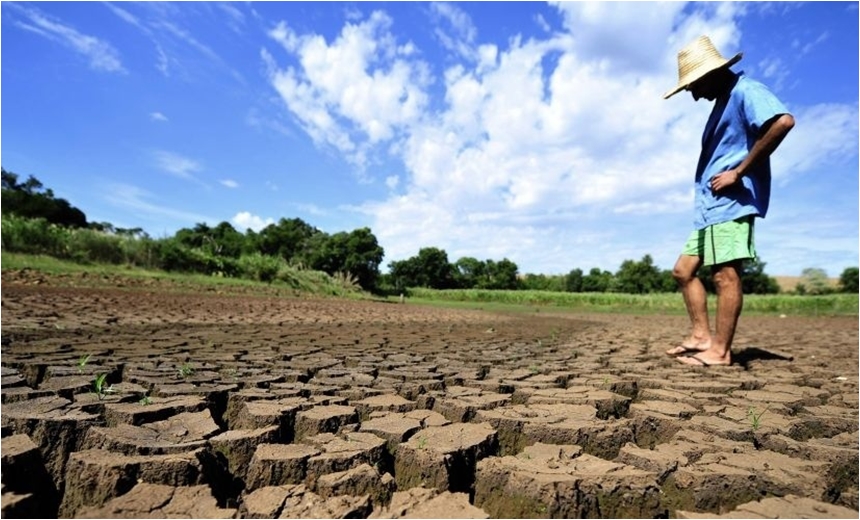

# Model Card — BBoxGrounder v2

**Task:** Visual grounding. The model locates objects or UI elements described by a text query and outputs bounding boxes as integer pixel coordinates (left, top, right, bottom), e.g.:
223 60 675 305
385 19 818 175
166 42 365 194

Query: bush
65 228 125 264
237 253 285 283
156 240 238 276
1 214 69 257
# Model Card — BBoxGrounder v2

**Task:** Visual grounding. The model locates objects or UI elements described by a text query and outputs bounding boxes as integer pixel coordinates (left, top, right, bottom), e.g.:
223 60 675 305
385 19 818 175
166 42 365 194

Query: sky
2 1 858 277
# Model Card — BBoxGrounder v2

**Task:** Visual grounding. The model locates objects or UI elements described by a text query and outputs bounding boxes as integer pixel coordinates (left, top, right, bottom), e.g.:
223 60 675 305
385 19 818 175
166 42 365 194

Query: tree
453 257 485 289
520 273 565 292
581 267 613 292
614 255 664 294
254 217 319 262
797 267 831 295
565 268 584 292
838 267 858 293
483 258 520 290
388 247 455 289
301 228 384 291
2 168 87 228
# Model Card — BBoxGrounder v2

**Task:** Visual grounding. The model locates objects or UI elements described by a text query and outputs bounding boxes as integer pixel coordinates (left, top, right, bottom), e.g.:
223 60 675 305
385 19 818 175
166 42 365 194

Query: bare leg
678 261 741 366
666 254 711 355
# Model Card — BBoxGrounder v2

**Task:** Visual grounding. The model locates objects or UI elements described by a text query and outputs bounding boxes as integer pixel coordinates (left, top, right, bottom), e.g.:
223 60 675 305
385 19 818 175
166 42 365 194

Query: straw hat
663 35 742 99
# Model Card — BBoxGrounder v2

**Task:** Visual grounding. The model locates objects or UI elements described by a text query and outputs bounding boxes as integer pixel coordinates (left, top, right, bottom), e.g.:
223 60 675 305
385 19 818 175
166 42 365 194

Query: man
663 36 795 367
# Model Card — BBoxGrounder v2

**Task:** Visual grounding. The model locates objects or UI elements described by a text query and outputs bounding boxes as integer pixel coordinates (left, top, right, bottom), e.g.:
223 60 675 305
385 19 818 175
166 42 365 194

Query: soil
1 269 858 519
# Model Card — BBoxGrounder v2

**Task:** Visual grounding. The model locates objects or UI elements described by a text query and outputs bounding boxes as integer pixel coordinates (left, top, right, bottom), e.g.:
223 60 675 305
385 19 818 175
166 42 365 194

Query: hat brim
663 52 743 99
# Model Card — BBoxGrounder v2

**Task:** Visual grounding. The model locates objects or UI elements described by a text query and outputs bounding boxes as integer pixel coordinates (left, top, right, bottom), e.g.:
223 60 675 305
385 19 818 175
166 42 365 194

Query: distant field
774 276 840 293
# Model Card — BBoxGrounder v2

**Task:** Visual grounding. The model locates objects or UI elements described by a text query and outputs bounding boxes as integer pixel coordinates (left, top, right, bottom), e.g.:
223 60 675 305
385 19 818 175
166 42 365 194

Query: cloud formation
154 151 202 180
232 211 274 232
9 4 126 73
263 3 857 274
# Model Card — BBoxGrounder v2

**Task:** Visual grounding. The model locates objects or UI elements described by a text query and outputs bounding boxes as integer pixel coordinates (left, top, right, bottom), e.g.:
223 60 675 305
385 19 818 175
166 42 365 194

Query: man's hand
710 169 741 193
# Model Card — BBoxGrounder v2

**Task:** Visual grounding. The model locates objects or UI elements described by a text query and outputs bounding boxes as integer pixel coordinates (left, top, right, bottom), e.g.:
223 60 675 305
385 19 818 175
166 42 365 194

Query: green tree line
2 168 857 295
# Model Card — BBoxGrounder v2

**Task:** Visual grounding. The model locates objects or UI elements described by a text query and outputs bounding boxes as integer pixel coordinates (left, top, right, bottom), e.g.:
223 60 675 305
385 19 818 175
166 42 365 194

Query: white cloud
232 212 274 232
105 183 214 224
430 2 478 61
220 179 239 189
296 203 327 217
266 4 858 275
10 4 126 73
150 112 168 122
264 11 431 170
772 103 860 184
154 150 202 180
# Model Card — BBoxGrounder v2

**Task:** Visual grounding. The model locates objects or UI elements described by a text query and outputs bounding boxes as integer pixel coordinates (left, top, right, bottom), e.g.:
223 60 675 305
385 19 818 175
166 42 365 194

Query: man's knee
712 262 742 289
673 257 700 284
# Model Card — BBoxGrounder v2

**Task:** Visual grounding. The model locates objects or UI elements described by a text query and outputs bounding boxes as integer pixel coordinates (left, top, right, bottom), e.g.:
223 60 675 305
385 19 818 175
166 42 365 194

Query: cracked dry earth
1 273 858 518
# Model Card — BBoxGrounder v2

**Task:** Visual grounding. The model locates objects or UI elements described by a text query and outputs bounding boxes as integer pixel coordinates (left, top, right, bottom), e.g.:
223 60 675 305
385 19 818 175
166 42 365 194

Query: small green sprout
178 363 195 378
747 406 769 431
417 436 428 449
138 394 153 406
77 354 92 373
92 373 115 400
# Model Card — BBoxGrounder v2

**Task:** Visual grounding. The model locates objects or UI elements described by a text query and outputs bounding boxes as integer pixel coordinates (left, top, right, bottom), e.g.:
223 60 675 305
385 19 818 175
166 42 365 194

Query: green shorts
682 216 756 267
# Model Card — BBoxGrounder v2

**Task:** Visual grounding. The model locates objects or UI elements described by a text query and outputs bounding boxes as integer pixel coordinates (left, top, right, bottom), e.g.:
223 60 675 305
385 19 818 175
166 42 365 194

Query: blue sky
2 2 857 277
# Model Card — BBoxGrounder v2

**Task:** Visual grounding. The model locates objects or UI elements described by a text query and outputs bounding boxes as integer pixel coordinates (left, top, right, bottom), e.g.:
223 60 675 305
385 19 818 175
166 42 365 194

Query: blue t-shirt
693 72 790 229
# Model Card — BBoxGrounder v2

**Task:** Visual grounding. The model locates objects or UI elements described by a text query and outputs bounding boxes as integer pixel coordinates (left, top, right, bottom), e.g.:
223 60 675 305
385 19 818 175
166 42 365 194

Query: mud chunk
82 409 220 455
294 405 358 440
242 484 371 519
663 447 830 515
1 396 101 494
103 395 208 426
474 442 662 518
1 434 58 517
394 422 497 493
74 483 235 518
431 388 510 423
370 487 489 519
314 463 394 507
359 413 422 453
59 448 209 517
209 426 280 479
245 443 321 491
304 431 387 480
514 386 631 419
476 403 632 458
675 494 859 519
352 394 416 419
232 397 307 440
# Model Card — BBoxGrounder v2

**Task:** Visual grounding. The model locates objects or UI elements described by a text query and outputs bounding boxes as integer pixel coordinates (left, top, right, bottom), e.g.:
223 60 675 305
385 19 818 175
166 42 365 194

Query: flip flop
665 345 703 357
677 354 730 367
681 354 712 366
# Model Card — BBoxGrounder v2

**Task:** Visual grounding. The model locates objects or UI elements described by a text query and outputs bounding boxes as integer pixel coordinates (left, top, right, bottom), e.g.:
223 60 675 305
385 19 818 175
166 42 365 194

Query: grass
77 354 92 373
1 252 365 299
91 373 115 400
398 287 857 316
747 406 769 431
3 252 856 316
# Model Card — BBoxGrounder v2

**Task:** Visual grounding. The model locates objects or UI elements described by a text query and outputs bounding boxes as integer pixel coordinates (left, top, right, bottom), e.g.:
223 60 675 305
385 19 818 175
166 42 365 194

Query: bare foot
676 350 731 367
665 338 711 357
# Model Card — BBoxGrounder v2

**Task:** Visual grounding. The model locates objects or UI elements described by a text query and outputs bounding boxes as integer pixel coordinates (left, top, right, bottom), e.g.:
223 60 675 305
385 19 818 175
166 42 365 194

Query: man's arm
710 113 796 193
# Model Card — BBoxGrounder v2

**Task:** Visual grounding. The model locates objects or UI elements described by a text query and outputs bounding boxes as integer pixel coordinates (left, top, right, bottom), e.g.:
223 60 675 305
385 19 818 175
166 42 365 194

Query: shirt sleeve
740 80 791 135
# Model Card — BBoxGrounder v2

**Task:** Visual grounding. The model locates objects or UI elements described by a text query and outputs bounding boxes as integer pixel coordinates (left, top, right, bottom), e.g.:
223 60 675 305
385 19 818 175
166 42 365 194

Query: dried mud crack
1 279 858 518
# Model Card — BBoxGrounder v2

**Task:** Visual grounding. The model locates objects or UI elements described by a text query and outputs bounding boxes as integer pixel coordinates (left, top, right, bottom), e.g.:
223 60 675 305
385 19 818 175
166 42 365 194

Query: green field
398 287 857 316
2 252 856 316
